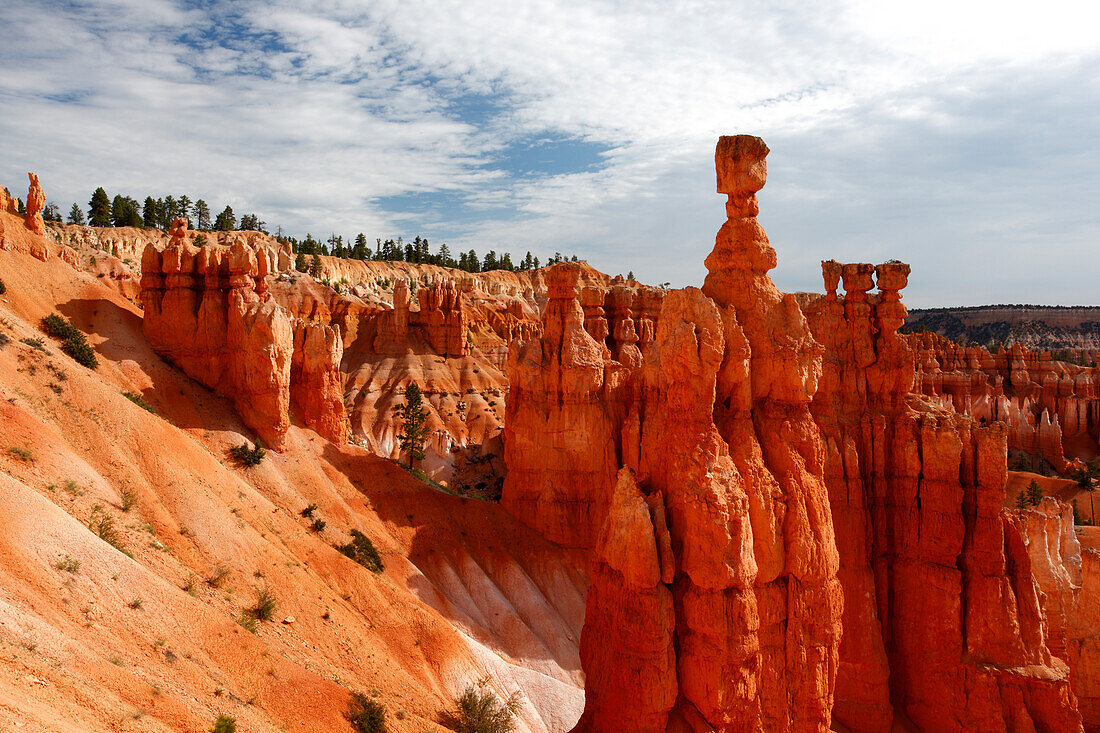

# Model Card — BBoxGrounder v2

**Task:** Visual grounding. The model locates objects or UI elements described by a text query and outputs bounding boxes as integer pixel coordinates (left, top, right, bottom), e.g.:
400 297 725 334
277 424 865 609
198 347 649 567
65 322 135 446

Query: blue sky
1 0 1098 306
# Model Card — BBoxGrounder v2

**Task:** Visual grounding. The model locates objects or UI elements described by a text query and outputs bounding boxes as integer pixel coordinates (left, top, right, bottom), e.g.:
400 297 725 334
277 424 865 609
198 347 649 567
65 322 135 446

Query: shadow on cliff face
55 297 253 437
320 441 590 731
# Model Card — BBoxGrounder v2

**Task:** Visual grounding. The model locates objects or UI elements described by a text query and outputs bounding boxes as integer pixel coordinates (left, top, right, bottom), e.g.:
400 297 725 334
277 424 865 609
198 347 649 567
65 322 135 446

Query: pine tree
194 199 211 230
16 198 25 215
88 188 111 227
395 383 430 469
67 203 85 225
110 195 127 227
309 254 322 279
628 270 635 280
1077 465 1098 524
214 205 236 231
1015 491 1030 510
164 195 179 223
143 197 158 228
178 195 191 221
295 252 307 272
1026 479 1043 507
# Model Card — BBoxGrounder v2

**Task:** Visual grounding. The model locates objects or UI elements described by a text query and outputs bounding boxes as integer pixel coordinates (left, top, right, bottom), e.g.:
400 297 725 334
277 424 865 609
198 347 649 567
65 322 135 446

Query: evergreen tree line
287 232 581 275
47 187 583 275
70 188 265 234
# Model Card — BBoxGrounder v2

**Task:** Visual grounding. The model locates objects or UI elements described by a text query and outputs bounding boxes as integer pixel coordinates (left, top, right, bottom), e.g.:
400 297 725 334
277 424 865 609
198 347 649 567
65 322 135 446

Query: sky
1 0 1098 307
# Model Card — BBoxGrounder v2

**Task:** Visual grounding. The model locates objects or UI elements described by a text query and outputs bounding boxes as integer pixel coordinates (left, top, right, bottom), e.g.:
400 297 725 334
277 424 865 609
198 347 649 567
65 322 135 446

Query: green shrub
230 441 266 467
89 504 129 555
119 486 137 512
123 391 156 414
336 530 384 573
41 313 98 368
253 585 277 621
7 446 34 462
210 714 236 733
55 555 81 573
347 692 387 733
236 613 257 633
440 681 520 733
310 518 327 533
300 503 318 518
42 313 79 340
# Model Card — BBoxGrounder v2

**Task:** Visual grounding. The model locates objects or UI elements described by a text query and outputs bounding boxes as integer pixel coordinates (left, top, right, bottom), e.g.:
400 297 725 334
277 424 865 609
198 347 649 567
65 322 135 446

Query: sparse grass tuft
7 446 34 462
206 564 231 588
55 555 81 573
119 486 137 512
128 597 143 609
252 585 277 622
230 441 266 467
89 504 129 556
236 613 257 634
21 336 46 351
347 691 387 733
335 530 384 573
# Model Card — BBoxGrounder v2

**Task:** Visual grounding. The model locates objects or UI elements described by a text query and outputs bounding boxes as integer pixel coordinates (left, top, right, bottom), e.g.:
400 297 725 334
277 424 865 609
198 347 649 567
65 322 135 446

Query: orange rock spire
25 172 45 235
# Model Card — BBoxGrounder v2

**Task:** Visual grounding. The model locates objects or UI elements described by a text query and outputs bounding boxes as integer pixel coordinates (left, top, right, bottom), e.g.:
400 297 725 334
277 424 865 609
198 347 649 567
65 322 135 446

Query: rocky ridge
909 332 1100 473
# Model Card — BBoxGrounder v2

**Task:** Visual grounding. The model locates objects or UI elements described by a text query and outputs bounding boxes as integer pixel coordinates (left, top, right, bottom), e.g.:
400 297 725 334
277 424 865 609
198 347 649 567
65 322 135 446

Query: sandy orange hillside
0 209 587 732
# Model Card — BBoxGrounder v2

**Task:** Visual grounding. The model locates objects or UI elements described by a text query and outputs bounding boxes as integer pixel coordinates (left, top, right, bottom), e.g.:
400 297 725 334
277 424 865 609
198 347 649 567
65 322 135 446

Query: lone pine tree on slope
396 383 430 469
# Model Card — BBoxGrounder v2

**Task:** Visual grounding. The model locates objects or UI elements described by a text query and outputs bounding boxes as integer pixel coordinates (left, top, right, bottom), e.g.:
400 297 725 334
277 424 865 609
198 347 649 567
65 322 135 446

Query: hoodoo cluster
500 136 1094 732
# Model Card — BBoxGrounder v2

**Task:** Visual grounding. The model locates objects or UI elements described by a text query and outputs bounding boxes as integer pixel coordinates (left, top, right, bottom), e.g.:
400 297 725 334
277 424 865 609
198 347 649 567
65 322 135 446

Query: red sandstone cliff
802 260 1083 731
502 135 1089 732
506 136 843 732
140 227 345 449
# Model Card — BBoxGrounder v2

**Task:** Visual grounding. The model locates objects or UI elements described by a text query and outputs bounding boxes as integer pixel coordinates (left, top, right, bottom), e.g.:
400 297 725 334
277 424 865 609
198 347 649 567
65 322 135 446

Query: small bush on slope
439 680 520 733
230 441 266 467
41 313 97 368
89 504 129 556
335 530 384 573
252 585 277 621
210 714 236 733
346 692 387 733
122 391 156 414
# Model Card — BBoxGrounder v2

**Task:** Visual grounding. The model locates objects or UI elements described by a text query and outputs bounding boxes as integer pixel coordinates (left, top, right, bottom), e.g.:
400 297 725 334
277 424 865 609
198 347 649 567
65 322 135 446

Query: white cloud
1 0 1098 305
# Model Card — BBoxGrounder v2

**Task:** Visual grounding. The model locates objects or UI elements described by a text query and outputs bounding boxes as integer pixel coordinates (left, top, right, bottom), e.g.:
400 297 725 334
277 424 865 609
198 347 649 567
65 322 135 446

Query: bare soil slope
0 212 587 732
